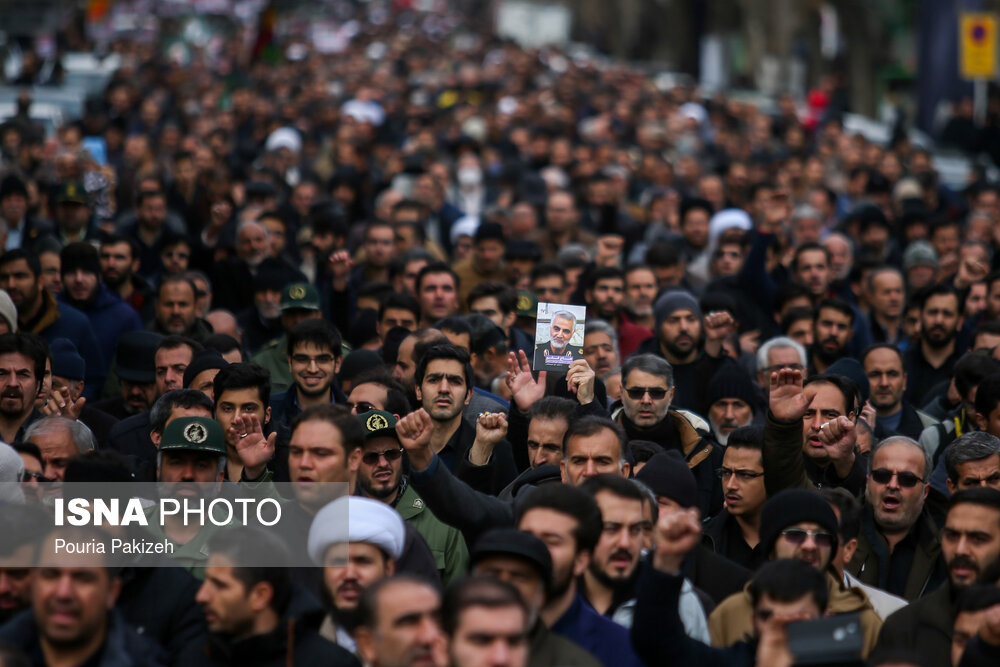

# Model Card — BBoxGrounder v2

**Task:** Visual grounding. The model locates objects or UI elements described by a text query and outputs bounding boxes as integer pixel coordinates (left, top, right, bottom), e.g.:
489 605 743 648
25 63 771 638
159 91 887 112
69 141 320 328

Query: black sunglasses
779 528 834 549
349 401 378 414
361 448 404 466
870 469 924 488
624 386 668 400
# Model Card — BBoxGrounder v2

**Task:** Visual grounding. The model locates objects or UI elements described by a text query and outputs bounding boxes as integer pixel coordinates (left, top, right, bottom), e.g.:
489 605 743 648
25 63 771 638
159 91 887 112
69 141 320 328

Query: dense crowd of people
1 5 1000 667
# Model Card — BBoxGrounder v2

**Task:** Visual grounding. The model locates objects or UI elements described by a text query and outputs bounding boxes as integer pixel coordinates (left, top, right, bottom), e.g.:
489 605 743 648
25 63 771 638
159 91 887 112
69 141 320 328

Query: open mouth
881 496 901 512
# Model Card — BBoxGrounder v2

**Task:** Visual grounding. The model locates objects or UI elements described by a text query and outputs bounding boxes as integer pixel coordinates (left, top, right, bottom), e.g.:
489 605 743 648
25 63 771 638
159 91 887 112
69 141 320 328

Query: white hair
756 336 808 373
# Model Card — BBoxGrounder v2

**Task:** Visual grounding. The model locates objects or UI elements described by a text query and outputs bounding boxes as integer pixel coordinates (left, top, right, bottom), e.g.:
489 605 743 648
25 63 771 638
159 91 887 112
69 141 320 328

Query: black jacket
80 404 120 448
191 588 359 667
875 579 956 667
684 543 753 604
631 561 756 667
701 509 765 571
106 411 155 468
0 608 167 667
116 557 207 666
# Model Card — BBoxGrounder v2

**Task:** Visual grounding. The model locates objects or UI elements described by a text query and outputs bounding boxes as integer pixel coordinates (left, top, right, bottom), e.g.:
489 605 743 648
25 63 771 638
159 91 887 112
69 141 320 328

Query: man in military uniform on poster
534 310 584 373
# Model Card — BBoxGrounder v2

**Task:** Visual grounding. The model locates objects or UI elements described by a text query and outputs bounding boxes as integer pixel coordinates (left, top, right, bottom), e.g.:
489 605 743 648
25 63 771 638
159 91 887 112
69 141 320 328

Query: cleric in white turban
308 496 406 566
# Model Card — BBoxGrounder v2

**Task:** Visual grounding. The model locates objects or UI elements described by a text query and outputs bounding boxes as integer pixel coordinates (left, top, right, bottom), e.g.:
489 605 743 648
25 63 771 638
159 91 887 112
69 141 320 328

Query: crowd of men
2 5 1000 667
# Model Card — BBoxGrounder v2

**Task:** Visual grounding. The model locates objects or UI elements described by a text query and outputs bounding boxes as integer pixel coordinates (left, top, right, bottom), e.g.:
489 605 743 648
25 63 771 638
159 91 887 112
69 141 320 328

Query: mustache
609 549 633 562
1 389 23 399
949 555 979 573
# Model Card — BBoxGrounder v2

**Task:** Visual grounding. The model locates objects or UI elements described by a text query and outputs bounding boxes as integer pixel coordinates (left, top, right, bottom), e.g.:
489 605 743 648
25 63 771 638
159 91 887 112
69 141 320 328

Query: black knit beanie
759 488 840 558
635 450 698 508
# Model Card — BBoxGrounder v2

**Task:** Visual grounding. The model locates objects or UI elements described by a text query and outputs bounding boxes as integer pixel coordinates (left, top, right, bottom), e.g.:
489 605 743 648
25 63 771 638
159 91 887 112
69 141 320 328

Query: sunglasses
361 448 404 466
780 528 834 548
19 471 44 483
349 401 378 414
625 386 668 400
870 469 924 488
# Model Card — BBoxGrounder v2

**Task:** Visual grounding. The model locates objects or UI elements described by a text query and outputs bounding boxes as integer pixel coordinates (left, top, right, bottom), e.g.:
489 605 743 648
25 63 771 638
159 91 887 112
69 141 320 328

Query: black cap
183 350 228 388
0 174 27 200
475 221 505 244
56 181 88 205
471 528 553 591
340 349 384 385
635 451 699 509
115 331 163 384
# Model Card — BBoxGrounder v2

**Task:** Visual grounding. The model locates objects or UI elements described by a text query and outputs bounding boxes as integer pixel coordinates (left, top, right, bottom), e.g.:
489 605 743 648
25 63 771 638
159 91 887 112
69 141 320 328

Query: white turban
450 216 480 246
707 208 754 255
265 127 303 154
308 496 406 565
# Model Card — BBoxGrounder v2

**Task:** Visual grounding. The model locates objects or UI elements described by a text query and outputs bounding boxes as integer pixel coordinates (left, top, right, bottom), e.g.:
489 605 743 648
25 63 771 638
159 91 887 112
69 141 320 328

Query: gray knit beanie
654 290 701 329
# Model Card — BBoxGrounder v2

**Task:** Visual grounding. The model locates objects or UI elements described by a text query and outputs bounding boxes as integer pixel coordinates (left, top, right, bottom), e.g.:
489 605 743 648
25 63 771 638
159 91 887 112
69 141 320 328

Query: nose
955 535 971 556
725 474 740 491
809 413 823 432
416 616 441 644
195 582 209 604
583 460 598 477
54 573 74 598
801 535 818 551
180 460 197 481
886 473 901 490
616 527 633 550
488 640 511 666
724 405 737 421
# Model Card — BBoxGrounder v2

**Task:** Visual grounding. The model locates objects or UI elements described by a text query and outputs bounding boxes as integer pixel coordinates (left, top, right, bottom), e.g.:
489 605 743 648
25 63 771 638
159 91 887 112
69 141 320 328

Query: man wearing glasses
612 353 723 517
269 318 346 433
767 369 946 603
354 409 468 585
708 488 884 658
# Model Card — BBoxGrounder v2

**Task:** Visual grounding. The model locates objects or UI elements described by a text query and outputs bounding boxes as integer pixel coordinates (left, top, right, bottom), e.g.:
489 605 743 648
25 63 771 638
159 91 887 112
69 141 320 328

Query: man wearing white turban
308 495 407 654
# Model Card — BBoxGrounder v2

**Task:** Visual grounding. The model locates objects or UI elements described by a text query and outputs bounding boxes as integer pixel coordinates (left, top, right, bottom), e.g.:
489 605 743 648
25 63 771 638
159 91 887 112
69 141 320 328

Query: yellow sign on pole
961 13 998 80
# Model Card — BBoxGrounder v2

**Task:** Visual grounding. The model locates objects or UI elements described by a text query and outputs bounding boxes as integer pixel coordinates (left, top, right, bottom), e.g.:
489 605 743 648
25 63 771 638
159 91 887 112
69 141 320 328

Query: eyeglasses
19 471 44 483
870 469 924 488
715 468 764 481
291 354 335 365
361 448 404 466
779 528 834 548
625 386 668 400
349 401 378 414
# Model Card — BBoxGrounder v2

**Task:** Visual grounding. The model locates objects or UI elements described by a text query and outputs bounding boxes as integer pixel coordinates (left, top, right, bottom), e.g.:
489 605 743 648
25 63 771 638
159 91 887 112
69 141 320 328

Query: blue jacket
26 290 105 400
551 594 645 667
60 283 142 380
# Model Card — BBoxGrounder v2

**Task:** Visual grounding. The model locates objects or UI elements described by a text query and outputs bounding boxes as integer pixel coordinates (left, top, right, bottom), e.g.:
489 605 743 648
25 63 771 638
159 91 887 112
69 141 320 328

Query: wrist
652 552 684 575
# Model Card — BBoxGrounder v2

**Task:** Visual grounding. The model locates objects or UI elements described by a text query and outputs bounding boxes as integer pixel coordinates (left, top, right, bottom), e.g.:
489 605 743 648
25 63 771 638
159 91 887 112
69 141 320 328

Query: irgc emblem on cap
359 410 398 439
184 422 208 444
366 413 389 432
289 285 307 300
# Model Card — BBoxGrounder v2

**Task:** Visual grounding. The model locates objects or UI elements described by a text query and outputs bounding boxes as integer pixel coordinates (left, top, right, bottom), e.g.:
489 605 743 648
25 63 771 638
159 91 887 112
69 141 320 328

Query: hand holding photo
533 302 587 373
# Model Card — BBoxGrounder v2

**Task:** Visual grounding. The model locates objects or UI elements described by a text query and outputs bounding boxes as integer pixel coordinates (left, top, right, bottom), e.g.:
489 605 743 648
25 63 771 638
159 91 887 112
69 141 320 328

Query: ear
571 549 590 578
974 410 987 432
334 356 343 374
107 576 123 609
620 461 632 479
264 406 271 426
560 458 568 484
355 627 376 665
502 311 516 331
921 483 929 501
464 387 473 407
841 537 859 566
249 581 274 613
946 477 956 494
348 448 362 474
150 430 162 449
386 558 396 577
415 384 423 402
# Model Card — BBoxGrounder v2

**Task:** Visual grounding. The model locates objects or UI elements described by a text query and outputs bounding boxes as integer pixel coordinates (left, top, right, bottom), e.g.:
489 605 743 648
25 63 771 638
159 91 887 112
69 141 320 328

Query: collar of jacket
21 289 60 334
614 407 712 463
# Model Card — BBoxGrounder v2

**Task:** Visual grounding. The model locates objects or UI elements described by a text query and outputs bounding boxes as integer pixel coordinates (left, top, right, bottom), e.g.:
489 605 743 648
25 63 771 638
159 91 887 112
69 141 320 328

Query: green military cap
160 417 226 456
56 181 88 205
280 282 321 311
358 410 397 439
515 290 538 318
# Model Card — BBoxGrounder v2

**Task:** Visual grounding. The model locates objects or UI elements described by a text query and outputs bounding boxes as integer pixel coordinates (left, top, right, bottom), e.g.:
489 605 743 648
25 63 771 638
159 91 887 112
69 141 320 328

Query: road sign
960 12 998 80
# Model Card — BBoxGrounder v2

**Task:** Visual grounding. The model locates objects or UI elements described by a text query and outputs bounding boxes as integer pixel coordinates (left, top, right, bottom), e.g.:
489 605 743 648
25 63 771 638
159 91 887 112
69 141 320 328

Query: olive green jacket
395 481 468 585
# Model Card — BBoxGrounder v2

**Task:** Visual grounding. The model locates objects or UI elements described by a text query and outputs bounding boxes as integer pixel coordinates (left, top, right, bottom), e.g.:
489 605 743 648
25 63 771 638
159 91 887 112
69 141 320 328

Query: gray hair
24 416 96 455
150 389 215 434
870 435 932 480
621 353 674 389
945 432 1000 483
551 310 578 329
756 336 808 373
236 219 269 241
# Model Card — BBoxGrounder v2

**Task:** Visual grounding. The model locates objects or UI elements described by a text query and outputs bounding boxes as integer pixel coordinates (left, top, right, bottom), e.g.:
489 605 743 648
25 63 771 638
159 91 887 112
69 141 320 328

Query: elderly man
705 364 758 445
213 220 304 313
534 309 584 372
755 336 807 393
308 496 407 653
25 416 96 481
